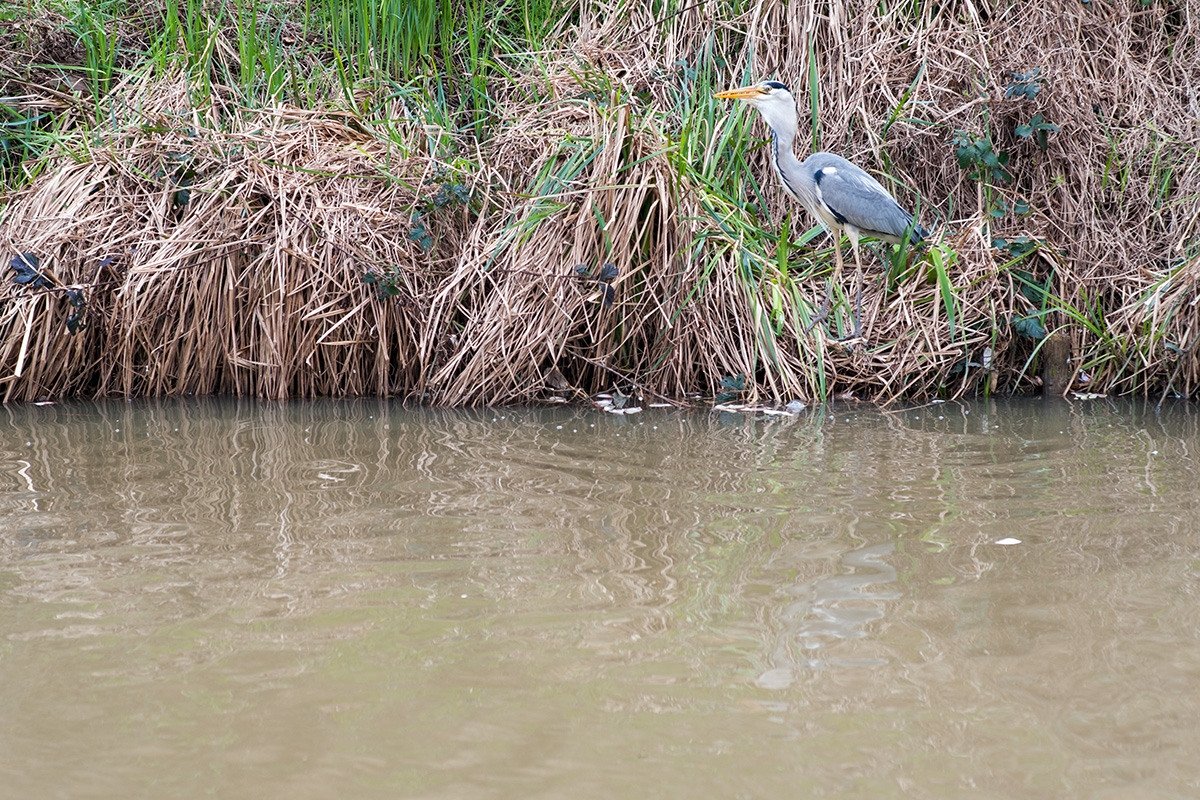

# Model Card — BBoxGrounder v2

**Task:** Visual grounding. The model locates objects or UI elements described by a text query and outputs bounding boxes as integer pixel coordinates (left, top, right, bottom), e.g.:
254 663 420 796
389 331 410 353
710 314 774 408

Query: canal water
1 398 1198 798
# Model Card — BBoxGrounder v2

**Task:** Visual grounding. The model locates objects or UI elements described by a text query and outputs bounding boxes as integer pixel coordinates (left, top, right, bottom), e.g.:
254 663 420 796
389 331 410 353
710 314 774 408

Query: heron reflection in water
758 541 901 688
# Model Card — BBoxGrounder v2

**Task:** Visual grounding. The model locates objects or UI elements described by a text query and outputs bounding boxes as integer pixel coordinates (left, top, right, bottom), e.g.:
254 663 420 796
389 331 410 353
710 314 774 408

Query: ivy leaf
720 374 746 392
716 374 747 402
66 312 86 334
600 284 615 308
1013 315 1046 340
575 263 619 307
10 253 50 288
408 214 432 253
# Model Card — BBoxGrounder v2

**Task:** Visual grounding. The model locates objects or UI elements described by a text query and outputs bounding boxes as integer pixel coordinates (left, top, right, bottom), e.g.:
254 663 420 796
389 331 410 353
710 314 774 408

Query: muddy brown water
1 398 1198 799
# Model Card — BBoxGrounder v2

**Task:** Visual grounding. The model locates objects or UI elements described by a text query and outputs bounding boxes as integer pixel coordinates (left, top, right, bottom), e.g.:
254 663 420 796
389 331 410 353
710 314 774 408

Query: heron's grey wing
805 153 925 243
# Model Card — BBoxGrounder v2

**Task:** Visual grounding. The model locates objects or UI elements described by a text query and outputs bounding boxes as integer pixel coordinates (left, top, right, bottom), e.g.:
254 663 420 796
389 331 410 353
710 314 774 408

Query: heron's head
713 81 796 135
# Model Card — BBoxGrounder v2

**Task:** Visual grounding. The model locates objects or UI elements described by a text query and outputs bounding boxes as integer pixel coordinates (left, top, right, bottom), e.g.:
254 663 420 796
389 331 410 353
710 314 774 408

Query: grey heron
714 80 927 340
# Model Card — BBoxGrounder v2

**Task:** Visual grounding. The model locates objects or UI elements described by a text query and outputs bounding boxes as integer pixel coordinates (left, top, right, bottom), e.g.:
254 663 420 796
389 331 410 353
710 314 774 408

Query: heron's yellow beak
712 86 764 100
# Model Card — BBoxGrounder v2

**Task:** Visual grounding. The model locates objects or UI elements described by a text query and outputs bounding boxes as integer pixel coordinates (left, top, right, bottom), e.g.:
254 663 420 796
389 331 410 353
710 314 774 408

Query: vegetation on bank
0 1 1197 404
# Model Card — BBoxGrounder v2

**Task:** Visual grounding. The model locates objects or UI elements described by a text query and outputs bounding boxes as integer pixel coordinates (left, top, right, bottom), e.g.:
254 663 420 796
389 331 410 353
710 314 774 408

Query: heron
713 80 927 340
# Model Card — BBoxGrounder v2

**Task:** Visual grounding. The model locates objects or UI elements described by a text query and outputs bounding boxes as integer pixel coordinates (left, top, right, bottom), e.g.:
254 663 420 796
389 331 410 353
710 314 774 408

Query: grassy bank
0 1 1197 404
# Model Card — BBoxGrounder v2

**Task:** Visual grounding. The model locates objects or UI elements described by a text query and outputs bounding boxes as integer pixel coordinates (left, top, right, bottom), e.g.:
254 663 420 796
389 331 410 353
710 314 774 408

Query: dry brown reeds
1 2 1197 404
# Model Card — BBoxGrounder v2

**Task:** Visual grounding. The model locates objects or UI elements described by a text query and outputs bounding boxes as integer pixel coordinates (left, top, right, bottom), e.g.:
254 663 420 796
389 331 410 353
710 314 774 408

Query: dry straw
1 2 1197 404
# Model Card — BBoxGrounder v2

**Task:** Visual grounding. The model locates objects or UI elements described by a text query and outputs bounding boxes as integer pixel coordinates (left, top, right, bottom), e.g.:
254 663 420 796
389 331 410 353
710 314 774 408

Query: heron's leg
850 241 864 340
804 239 844 334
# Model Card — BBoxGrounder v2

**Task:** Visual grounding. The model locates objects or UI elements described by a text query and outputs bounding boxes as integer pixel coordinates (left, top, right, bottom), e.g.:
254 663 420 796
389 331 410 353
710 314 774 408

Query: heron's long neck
767 120 815 209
